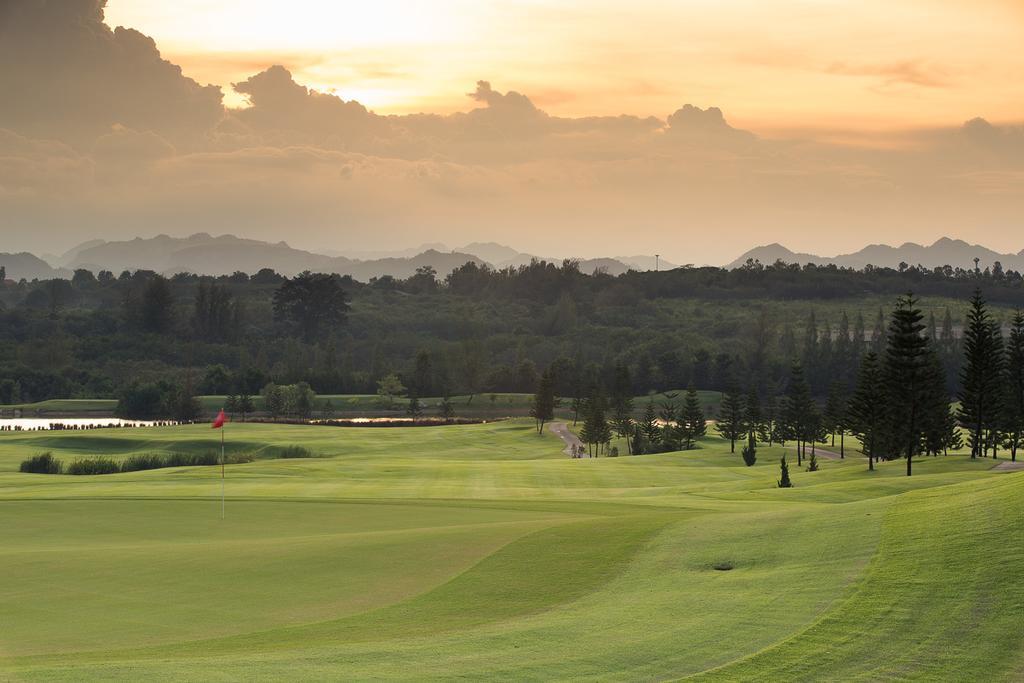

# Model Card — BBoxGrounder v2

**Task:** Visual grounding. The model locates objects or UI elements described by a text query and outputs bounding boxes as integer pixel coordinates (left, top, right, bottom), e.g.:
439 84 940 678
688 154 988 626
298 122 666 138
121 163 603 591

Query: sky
1 0 1023 264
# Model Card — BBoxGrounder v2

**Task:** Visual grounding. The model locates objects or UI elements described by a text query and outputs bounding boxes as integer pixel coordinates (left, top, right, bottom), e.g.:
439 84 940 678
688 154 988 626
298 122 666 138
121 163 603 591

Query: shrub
279 445 314 459
66 458 120 475
120 453 165 472
741 433 757 466
807 451 819 472
778 454 793 488
20 452 63 474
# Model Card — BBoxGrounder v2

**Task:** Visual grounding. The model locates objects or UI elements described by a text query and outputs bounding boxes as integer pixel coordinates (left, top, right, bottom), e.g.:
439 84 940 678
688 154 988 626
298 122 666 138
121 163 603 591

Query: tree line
3 259 1024 407
529 289 1024 475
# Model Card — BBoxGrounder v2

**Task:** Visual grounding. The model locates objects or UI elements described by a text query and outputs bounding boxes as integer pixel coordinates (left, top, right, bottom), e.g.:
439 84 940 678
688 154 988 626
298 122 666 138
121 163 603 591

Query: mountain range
0 234 677 282
5 234 1017 283
726 238 1024 272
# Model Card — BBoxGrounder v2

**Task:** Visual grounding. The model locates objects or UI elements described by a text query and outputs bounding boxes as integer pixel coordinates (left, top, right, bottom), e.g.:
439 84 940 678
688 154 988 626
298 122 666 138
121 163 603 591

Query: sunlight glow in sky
105 0 1024 132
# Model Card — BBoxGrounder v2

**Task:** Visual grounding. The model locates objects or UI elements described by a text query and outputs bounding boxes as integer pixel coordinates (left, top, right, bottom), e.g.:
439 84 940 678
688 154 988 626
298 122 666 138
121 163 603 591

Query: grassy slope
0 420 1021 681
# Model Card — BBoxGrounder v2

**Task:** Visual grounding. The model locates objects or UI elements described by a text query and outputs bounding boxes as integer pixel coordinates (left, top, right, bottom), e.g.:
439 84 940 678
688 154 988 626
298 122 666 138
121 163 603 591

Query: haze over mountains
0 234 678 282
728 238 1024 273
3 234 1020 283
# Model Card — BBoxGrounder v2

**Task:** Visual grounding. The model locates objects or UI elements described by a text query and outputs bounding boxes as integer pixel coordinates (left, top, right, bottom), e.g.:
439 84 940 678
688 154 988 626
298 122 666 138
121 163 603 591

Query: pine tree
1003 311 1024 461
835 311 852 384
802 311 819 389
529 368 556 434
677 384 706 450
957 291 1005 459
921 348 952 456
777 453 793 488
871 308 886 353
741 431 757 466
639 400 660 451
745 386 762 444
823 381 845 447
580 390 610 457
760 394 777 445
943 406 963 454
716 380 746 453
610 363 635 452
847 351 885 471
806 450 819 472
882 293 931 476
852 312 866 360
659 392 680 449
782 362 815 466
631 425 644 457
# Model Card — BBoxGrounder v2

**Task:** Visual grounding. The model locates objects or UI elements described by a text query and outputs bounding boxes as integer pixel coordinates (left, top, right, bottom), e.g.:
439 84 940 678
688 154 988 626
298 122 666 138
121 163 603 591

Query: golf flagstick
212 408 227 519
221 425 225 519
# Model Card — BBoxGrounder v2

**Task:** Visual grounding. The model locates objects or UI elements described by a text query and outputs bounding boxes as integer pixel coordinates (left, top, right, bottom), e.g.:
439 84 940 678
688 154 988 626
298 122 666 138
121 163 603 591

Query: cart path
549 421 583 456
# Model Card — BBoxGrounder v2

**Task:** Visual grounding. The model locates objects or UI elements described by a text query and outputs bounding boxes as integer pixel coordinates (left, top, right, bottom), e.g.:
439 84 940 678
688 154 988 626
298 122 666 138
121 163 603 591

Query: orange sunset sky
1 0 1022 263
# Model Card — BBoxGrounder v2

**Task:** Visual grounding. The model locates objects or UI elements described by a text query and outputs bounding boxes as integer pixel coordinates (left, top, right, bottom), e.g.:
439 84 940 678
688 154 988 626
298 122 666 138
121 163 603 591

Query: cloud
0 0 223 147
825 60 951 89
231 65 388 146
0 3 1023 262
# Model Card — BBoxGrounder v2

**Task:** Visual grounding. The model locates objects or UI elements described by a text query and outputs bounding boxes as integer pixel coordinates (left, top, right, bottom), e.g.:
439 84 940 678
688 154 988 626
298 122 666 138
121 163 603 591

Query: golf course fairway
1 420 1021 680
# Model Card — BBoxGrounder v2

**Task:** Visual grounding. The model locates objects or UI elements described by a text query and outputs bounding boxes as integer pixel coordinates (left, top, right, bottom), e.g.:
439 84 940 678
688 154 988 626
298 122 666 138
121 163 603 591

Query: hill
0 420 1020 679
49 233 669 279
65 233 488 280
0 252 66 280
727 237 1024 271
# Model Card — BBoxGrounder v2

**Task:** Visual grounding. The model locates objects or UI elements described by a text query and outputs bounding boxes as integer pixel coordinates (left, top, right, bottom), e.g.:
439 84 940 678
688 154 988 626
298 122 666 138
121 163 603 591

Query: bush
123 451 254 471
120 453 166 472
20 452 63 474
741 433 757 466
66 458 120 475
279 445 314 459
777 454 793 488
25 449 258 476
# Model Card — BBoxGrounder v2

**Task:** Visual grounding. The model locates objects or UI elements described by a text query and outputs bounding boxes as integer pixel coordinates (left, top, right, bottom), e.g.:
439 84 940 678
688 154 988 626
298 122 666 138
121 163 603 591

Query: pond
0 419 176 432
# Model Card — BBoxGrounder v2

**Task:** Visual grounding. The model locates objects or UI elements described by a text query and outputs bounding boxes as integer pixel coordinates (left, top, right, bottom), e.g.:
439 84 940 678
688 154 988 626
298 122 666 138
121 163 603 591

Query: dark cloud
231 65 388 145
0 0 223 147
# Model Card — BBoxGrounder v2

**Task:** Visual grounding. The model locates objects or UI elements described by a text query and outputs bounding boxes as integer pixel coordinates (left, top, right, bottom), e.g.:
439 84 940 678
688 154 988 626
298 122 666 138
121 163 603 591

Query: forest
2 258 1024 408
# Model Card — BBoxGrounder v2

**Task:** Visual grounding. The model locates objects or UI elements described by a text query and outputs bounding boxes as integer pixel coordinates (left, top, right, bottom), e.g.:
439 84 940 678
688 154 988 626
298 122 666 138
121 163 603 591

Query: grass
0 418 1021 680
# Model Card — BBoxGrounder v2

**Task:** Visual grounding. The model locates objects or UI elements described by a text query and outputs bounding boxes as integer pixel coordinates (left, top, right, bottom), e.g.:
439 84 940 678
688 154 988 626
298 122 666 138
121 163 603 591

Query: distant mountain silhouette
57 233 671 279
62 234 491 281
726 237 1024 272
0 252 68 281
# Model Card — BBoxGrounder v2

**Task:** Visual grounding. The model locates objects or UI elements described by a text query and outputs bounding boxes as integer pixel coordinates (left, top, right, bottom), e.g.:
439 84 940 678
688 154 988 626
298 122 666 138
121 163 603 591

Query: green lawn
0 419 1021 680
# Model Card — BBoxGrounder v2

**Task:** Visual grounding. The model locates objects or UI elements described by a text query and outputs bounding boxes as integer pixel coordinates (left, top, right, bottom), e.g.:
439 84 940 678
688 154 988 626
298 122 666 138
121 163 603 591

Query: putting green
1 419 1021 680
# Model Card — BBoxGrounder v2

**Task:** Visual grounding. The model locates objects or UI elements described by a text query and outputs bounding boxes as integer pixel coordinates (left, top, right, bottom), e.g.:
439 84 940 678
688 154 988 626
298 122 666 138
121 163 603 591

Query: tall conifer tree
882 293 930 476
848 351 885 471
957 291 1005 458
1003 311 1024 462
716 380 746 453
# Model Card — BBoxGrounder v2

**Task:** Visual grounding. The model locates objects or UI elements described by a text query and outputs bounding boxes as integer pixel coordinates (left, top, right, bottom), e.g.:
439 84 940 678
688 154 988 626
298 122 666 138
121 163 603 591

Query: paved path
992 460 1024 472
549 421 583 457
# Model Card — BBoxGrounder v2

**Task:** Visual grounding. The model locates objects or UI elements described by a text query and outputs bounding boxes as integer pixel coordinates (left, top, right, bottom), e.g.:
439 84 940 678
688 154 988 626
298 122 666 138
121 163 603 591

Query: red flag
212 409 227 429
